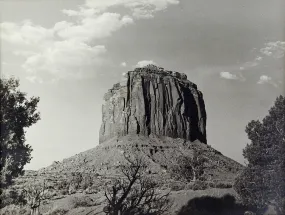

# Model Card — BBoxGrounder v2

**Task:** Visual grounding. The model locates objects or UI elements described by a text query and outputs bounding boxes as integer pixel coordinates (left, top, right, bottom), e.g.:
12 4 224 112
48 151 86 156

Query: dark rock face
99 65 207 144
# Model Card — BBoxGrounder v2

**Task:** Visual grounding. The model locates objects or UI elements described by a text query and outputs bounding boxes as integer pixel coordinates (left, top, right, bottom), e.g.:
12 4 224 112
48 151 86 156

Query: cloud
255 56 263 61
0 20 54 45
238 41 285 72
135 60 157 67
257 75 271 84
86 0 180 19
219 71 238 80
22 40 107 80
260 41 285 58
14 50 38 57
257 75 278 87
0 13 131 80
55 13 134 42
121 62 127 67
243 61 259 69
26 76 43 84
0 0 179 81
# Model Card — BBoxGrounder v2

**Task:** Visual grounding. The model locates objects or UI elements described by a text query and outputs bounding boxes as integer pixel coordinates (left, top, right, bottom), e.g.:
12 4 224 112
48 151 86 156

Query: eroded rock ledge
99 65 207 144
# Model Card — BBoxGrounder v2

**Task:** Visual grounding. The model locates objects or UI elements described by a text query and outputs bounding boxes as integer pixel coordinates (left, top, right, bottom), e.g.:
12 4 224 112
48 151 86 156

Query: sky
0 0 284 170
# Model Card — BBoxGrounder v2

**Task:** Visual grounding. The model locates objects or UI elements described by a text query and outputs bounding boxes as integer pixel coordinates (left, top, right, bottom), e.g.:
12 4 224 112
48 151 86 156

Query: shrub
0 204 29 215
71 196 94 208
215 182 233 189
170 182 186 191
207 181 215 188
169 151 206 182
45 208 68 215
22 180 52 215
0 188 26 208
191 181 208 191
67 172 94 192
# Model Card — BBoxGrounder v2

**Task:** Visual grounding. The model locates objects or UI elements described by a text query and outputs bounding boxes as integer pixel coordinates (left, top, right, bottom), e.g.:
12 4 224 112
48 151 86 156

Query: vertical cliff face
99 65 207 144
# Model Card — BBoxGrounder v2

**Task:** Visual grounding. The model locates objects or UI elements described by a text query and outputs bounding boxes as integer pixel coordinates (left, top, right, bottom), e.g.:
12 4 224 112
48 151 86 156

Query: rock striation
99 65 207 144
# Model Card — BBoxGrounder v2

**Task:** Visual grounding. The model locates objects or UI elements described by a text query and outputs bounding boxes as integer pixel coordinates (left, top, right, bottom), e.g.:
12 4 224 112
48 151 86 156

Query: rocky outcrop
99 65 207 144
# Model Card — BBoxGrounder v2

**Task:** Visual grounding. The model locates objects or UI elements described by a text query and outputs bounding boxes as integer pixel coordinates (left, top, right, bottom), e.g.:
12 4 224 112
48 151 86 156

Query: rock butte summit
99 65 207 144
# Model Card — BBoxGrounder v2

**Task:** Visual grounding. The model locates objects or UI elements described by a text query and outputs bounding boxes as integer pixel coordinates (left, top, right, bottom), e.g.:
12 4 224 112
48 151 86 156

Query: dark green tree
234 95 285 215
0 77 40 187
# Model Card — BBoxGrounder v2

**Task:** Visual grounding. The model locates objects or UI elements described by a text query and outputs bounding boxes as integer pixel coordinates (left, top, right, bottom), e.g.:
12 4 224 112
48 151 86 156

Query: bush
71 196 94 208
0 204 29 215
169 151 206 182
22 180 53 215
55 180 69 191
215 182 233 189
59 189 68 196
191 181 208 191
0 188 26 209
67 172 94 192
170 182 186 191
45 208 68 215
207 181 215 188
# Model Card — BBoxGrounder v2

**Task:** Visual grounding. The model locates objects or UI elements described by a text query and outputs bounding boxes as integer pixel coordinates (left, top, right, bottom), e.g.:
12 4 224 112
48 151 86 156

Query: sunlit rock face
99 65 207 144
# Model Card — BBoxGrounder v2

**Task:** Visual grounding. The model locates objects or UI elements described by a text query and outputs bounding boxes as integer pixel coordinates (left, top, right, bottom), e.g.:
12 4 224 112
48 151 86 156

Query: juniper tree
0 77 40 187
234 95 285 215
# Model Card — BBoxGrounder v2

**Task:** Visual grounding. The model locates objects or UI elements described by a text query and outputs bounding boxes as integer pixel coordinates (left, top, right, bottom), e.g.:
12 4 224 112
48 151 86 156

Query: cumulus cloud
61 7 99 17
26 76 43 84
255 56 263 61
0 0 179 81
0 20 54 45
0 13 130 80
135 60 157 67
121 62 127 67
260 41 285 58
14 50 38 57
238 41 285 72
257 75 271 84
219 71 239 80
55 13 133 42
86 0 179 19
22 41 107 80
257 75 278 87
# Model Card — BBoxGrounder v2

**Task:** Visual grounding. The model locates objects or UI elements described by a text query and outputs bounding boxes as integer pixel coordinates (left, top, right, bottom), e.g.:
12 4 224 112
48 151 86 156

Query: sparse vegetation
104 153 172 215
68 172 94 192
0 204 29 215
45 208 68 215
0 187 26 208
169 150 206 182
71 196 94 208
234 95 285 215
22 180 52 215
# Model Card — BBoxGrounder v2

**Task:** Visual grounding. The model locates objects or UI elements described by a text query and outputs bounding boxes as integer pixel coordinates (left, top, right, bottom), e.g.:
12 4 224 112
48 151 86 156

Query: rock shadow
177 194 250 215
